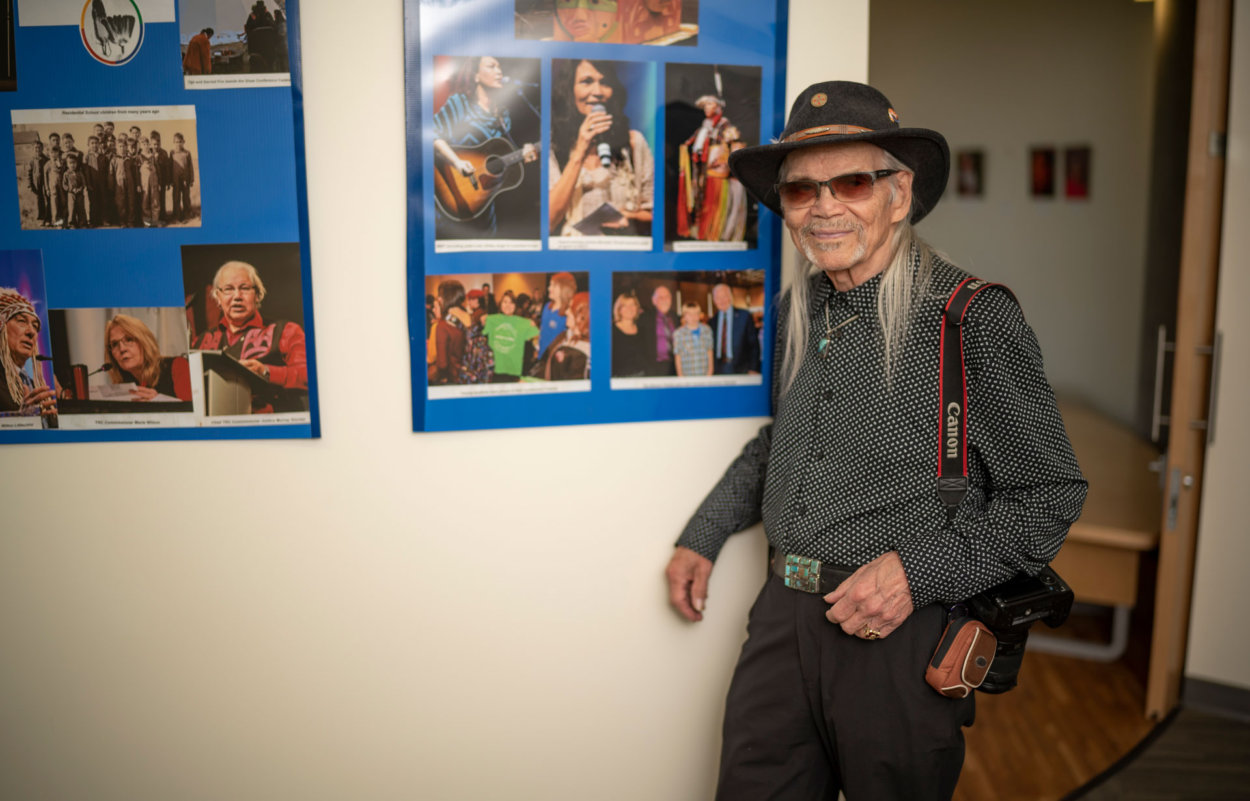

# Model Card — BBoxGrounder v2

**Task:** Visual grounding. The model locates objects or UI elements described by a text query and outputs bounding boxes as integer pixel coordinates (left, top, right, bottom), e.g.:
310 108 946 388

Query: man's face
572 60 613 116
129 127 141 139
173 136 184 150
151 134 161 147
652 286 672 314
215 266 259 327
712 285 731 312
780 142 912 285
108 326 143 375
5 312 39 365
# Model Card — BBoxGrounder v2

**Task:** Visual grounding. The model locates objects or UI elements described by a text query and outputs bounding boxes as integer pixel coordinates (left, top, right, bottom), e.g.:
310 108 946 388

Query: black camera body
966 566 1074 694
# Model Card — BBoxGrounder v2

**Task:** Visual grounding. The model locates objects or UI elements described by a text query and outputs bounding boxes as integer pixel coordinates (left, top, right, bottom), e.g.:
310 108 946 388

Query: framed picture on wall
1030 146 1055 198
956 149 984 197
0 0 321 445
1065 146 1091 199
405 1 789 432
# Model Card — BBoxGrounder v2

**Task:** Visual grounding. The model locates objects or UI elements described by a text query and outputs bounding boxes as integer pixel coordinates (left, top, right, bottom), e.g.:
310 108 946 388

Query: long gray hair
777 149 938 396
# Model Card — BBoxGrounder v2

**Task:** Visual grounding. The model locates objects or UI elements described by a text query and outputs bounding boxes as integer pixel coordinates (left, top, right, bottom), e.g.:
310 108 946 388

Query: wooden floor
954 608 1158 801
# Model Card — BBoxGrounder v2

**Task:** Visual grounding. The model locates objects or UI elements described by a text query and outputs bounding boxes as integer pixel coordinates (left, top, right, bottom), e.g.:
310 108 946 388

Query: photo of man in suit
709 282 759 374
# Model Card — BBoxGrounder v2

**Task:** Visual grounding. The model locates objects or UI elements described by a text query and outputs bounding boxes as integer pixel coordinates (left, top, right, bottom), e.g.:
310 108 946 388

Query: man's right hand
666 546 713 622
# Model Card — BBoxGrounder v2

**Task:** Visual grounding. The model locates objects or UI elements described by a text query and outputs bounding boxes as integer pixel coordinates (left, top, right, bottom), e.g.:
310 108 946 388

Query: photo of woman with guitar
548 58 654 246
431 55 541 246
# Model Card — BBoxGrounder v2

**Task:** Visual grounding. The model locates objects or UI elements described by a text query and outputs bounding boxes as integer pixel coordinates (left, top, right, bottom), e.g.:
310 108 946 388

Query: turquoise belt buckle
783 554 822 593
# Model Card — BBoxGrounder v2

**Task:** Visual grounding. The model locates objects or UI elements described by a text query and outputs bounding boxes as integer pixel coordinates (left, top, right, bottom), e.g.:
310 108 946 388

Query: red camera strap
938 277 1016 518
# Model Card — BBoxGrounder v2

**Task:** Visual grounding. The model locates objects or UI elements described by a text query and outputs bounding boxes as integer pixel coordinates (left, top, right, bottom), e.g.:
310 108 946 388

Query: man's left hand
823 551 914 640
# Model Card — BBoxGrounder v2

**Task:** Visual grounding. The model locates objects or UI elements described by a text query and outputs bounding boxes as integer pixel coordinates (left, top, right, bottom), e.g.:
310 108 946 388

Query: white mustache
803 222 859 235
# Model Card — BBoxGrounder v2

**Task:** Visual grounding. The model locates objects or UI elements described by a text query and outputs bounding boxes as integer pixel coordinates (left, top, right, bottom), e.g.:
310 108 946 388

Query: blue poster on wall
406 0 788 431
0 0 318 444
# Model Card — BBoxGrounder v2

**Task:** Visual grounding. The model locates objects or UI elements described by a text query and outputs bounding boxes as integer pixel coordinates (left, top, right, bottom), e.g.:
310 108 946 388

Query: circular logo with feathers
81 0 145 66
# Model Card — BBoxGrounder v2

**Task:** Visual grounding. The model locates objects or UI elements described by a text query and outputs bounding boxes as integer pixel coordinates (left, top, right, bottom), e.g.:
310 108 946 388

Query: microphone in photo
501 76 539 89
590 103 611 168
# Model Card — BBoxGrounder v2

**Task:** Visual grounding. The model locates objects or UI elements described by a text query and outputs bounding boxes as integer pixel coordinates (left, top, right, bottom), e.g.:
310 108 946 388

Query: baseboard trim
1183 676 1250 722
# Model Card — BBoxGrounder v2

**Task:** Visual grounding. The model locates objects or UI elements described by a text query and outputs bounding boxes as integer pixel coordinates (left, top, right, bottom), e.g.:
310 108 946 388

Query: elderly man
664 82 1087 800
0 288 56 417
192 261 307 413
708 282 759 375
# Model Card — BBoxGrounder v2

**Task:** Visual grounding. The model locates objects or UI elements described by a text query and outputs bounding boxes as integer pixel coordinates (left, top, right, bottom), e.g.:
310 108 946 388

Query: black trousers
716 575 975 801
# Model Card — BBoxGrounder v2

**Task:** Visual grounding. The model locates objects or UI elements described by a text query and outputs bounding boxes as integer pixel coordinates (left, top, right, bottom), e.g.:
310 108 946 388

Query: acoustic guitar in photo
433 139 538 222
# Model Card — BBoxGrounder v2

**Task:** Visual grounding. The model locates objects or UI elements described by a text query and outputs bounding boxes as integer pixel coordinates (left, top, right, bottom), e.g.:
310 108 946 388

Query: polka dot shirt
677 255 1088 607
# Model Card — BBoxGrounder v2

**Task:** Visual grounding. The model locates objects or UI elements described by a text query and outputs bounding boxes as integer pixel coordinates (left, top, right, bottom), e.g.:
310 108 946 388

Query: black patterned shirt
677 255 1088 607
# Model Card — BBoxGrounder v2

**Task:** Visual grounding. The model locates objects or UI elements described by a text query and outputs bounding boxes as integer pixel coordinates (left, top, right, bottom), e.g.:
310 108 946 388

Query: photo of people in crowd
431 55 542 250
424 271 590 397
548 58 656 251
12 107 201 230
514 0 698 46
178 0 290 88
47 307 195 423
0 250 56 427
182 242 309 418
610 269 763 388
664 63 760 251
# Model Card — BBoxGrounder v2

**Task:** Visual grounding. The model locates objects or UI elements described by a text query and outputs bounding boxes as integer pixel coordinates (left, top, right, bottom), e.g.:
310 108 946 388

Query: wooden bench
1031 400 1162 661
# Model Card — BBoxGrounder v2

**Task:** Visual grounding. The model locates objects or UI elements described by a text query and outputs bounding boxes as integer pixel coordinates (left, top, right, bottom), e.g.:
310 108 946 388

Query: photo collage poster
0 0 318 444
406 0 788 431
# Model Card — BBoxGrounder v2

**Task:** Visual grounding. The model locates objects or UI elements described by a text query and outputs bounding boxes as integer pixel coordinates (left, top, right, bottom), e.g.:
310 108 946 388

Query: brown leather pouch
926 617 996 698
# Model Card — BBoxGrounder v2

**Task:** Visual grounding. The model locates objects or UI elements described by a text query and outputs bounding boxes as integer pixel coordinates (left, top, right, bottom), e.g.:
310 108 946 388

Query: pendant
818 338 829 354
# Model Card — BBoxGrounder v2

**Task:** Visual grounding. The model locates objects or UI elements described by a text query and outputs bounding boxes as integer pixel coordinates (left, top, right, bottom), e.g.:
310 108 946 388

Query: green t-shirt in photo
483 314 540 376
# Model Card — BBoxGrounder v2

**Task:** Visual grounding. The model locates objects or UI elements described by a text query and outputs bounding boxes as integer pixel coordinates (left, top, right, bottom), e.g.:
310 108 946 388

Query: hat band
782 124 873 143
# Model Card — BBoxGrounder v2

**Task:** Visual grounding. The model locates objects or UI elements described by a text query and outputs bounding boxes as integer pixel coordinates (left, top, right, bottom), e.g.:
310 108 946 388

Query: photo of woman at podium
183 243 310 418
103 314 186 401
46 307 194 425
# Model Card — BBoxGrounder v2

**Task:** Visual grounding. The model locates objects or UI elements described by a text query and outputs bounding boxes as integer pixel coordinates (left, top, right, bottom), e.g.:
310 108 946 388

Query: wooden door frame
1145 0 1233 720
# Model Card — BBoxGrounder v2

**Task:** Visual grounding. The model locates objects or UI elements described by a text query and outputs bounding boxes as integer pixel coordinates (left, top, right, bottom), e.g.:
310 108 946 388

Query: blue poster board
406 0 787 431
0 0 318 443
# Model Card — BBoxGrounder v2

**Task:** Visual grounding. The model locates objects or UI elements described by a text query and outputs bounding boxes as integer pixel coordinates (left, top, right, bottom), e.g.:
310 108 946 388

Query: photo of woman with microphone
548 58 654 247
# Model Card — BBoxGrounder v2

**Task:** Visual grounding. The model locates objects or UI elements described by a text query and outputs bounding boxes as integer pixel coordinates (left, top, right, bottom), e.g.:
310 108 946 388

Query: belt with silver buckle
770 550 855 594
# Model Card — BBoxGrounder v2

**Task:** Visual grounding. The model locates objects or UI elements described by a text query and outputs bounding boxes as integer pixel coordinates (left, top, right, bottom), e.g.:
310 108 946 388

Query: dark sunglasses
773 169 899 208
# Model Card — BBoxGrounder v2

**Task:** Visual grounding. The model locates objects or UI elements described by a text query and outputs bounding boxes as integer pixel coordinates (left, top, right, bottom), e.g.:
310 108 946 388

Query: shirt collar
809 267 892 320
220 311 264 334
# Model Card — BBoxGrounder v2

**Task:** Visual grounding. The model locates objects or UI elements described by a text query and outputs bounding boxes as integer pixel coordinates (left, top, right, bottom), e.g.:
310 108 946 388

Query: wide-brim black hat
729 81 949 223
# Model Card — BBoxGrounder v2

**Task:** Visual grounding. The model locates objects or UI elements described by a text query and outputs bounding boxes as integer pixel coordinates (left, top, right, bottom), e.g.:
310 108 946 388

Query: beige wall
1186 0 1250 694
0 2 869 800
869 0 1155 426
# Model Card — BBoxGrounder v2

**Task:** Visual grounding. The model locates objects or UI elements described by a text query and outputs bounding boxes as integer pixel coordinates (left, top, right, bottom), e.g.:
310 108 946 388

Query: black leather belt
769 549 856 594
